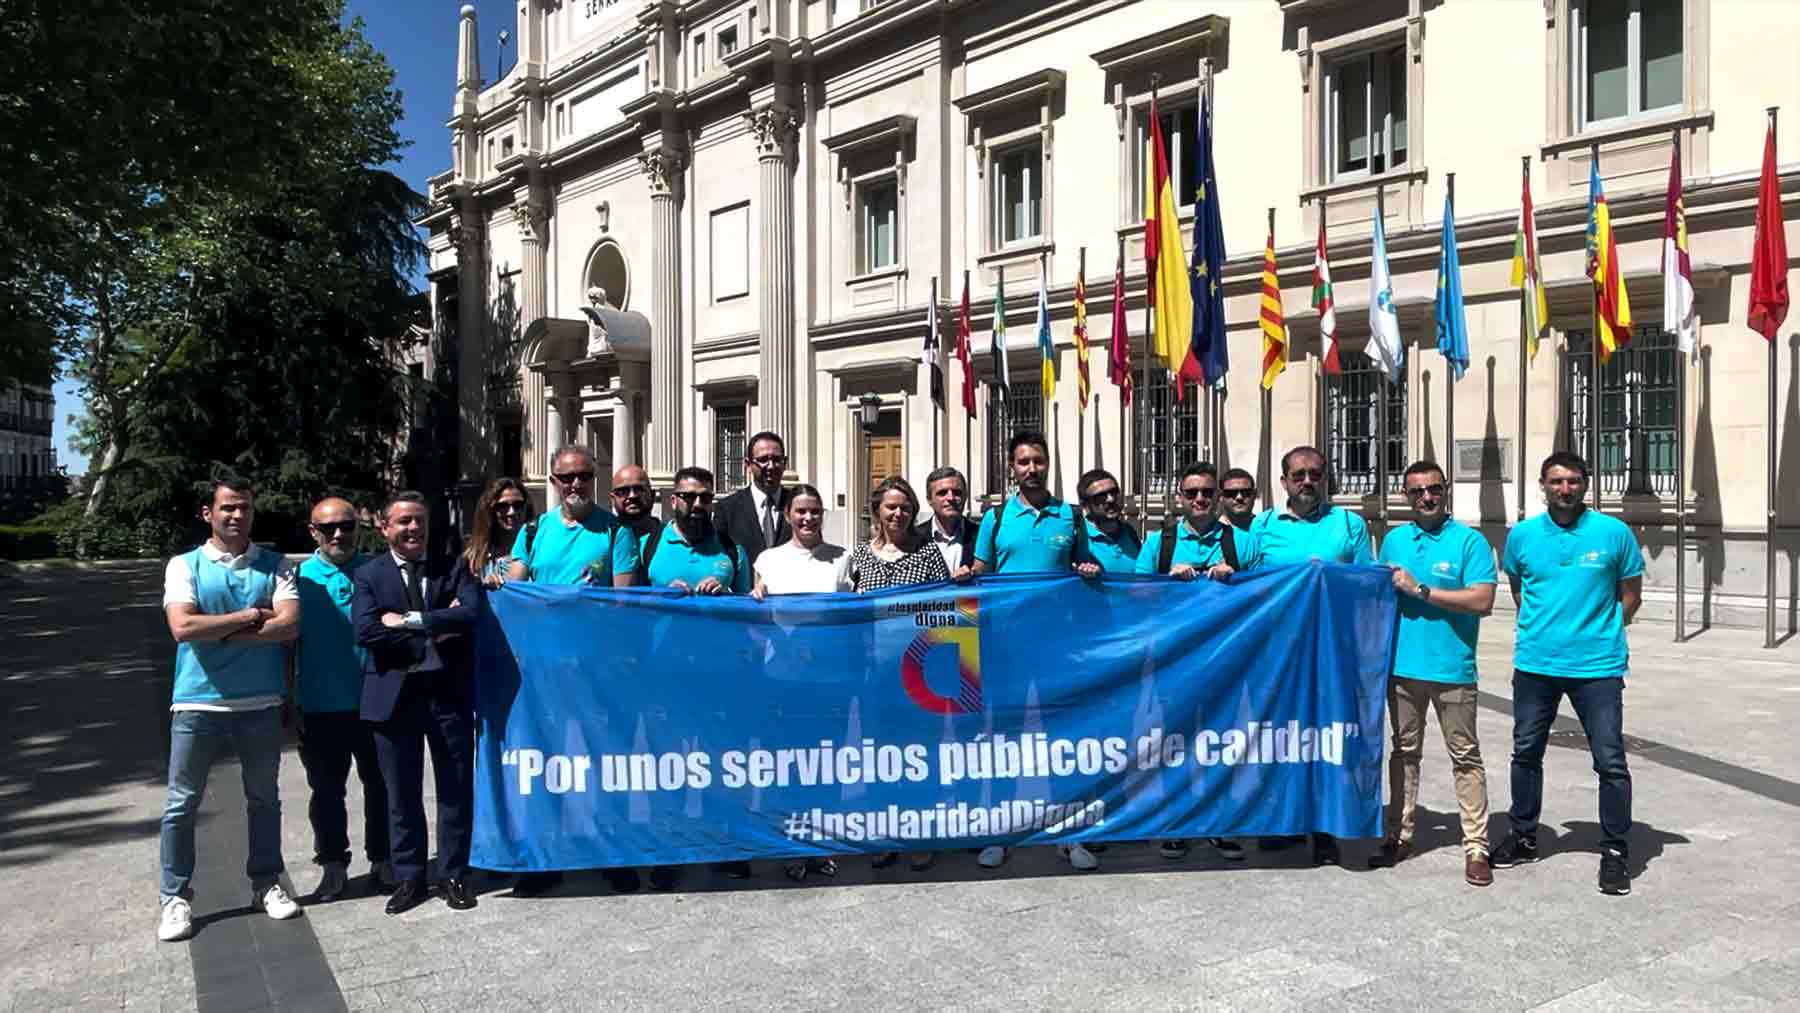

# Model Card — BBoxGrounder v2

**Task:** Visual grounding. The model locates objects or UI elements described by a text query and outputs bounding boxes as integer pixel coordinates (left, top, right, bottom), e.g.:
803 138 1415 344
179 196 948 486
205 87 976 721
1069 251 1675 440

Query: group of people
154 427 1645 944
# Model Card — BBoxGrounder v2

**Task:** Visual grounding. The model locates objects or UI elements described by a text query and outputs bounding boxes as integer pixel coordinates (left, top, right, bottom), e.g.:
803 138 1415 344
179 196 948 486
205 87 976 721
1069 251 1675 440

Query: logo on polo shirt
890 597 983 715
1432 561 1453 576
1579 549 1606 568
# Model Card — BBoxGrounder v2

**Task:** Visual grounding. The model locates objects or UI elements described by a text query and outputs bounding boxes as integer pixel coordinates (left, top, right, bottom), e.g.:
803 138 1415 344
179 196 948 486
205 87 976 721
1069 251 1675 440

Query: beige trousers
1386 676 1489 857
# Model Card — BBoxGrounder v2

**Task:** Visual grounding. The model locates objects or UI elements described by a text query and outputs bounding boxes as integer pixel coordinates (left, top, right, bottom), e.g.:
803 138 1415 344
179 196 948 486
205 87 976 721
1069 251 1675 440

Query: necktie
401 560 425 611
762 501 777 547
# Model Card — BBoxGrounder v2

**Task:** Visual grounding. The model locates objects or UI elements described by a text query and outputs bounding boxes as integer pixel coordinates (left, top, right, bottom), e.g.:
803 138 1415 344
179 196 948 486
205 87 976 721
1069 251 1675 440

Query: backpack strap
715 528 739 583
523 518 540 558
642 526 664 576
1221 524 1240 570
1157 517 1180 574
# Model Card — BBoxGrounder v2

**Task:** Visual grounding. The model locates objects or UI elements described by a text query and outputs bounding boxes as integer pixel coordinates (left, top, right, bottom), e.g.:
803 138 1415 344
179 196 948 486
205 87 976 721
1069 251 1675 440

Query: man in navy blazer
352 490 482 915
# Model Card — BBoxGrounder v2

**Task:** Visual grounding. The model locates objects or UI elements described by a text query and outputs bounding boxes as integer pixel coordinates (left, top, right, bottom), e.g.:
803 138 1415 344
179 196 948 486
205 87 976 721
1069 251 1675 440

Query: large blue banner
471 563 1396 870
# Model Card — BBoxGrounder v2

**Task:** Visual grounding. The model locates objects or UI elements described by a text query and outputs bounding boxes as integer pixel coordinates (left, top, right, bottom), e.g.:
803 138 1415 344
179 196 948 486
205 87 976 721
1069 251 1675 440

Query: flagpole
963 269 973 489
931 276 941 468
1042 249 1057 488
1446 173 1458 509
1154 74 1177 521
1517 156 1530 525
1375 184 1390 532
1589 143 1603 513
1317 194 1329 454
1765 106 1780 650
997 263 1006 502
1263 206 1275 485
1078 245 1087 481
1671 127 1687 643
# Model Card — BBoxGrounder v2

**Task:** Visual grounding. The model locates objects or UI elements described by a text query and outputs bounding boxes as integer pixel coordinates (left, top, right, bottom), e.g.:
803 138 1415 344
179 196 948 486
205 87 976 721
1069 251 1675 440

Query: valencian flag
1435 191 1470 381
1369 202 1404 380
1187 96 1229 389
1511 168 1550 362
1144 94 1192 388
1073 260 1092 413
1035 267 1056 402
1314 213 1341 374
1748 118 1789 342
956 274 977 416
991 276 1010 396
1108 246 1132 407
1587 162 1633 363
925 277 944 409
1259 219 1287 390
1662 143 1697 356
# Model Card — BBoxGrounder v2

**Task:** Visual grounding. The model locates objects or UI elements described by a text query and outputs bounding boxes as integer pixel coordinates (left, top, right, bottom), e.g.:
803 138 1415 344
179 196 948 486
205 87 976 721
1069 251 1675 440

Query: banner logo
896 597 983 714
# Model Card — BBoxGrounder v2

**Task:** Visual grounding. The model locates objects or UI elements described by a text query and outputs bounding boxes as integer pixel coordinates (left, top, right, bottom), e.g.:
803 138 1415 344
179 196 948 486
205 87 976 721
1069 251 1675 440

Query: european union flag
1434 191 1469 381
1188 96 1228 388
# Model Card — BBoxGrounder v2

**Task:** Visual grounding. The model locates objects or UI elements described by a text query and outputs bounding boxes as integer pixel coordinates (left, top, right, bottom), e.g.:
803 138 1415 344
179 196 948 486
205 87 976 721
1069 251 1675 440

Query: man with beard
1219 467 1259 532
973 431 1101 872
1368 461 1497 887
1075 469 1141 573
642 466 751 595
715 431 791 564
1240 445 1372 866
609 465 660 582
915 466 977 579
294 497 392 902
1492 452 1642 897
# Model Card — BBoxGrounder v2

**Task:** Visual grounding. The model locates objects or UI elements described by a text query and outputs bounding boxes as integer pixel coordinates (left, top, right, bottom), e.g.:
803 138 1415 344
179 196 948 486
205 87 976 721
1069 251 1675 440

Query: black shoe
442 877 477 910
1310 836 1340 866
603 868 641 894
385 879 429 916
870 852 900 869
1598 852 1631 896
1259 835 1303 851
722 861 752 880
1207 838 1247 862
1489 832 1539 869
513 871 565 897
1367 840 1412 869
648 866 677 891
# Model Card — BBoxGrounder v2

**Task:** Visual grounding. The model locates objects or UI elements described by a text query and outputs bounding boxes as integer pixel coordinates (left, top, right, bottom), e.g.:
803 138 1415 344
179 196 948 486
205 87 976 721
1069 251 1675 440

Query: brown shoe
1366 839 1412 869
1465 853 1493 887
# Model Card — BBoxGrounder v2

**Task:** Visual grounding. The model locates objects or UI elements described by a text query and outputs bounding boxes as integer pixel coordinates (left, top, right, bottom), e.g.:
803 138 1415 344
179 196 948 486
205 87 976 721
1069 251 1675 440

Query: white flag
1368 209 1404 380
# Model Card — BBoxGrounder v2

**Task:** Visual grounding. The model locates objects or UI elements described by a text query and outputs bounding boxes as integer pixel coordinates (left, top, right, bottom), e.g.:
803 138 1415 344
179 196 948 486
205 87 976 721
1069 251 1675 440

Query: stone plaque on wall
1454 438 1510 482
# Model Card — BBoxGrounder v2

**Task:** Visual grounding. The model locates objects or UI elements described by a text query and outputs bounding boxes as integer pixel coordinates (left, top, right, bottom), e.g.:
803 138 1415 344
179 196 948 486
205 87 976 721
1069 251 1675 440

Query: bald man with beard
294 497 393 902
609 465 660 582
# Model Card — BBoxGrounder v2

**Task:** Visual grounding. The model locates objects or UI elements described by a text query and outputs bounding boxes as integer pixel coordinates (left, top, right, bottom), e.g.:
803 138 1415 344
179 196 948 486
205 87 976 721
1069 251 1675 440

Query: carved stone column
514 195 550 486
450 208 488 497
640 146 685 484
612 391 637 470
748 105 799 443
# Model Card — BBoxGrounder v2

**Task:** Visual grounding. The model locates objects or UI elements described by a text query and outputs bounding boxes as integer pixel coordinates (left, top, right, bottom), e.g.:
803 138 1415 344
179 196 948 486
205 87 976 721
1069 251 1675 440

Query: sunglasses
749 455 787 468
1220 488 1255 500
1179 486 1219 500
613 484 651 498
1404 483 1448 499
312 521 357 536
1082 488 1121 503
672 490 715 505
1285 469 1325 481
552 471 595 485
495 501 527 515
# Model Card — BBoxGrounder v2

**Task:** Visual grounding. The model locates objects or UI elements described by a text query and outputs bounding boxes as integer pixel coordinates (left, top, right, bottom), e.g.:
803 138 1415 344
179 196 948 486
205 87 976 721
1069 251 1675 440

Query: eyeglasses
1220 488 1256 500
1404 483 1447 499
312 521 357 536
552 471 595 485
613 484 651 498
672 490 715 505
1285 468 1325 481
1179 486 1219 500
749 455 787 468
1082 487 1121 503
495 502 527 515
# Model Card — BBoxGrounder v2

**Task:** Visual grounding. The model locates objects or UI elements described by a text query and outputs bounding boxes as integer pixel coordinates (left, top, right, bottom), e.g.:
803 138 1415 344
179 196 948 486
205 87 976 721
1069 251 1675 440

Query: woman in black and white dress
851 476 951 872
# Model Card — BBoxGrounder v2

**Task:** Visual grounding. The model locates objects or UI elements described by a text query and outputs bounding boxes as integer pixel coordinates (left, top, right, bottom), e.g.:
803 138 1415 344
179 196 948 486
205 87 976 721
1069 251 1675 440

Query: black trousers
370 681 473 884
298 710 390 867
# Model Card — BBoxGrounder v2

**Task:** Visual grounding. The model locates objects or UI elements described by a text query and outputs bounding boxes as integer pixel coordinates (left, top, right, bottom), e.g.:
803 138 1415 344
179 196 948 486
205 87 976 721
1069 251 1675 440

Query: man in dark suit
915 466 978 579
352 490 482 915
714 430 791 564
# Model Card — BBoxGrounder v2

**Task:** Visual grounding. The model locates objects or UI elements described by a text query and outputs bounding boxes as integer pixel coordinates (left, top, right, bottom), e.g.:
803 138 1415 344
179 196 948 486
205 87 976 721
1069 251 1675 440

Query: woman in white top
750 484 851 599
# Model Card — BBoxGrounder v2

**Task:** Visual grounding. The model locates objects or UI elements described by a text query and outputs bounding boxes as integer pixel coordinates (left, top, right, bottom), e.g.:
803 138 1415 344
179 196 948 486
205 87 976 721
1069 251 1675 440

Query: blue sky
55 0 517 475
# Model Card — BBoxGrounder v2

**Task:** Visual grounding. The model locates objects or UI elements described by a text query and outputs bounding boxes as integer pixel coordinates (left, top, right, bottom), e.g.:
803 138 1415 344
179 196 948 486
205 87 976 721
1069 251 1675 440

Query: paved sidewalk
1 563 1796 1011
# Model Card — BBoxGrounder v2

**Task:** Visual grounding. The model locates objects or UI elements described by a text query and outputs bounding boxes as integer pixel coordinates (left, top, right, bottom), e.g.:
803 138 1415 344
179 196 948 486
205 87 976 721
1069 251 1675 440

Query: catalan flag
1073 260 1092 413
1510 167 1550 362
1586 162 1632 363
1144 93 1192 385
1259 218 1287 390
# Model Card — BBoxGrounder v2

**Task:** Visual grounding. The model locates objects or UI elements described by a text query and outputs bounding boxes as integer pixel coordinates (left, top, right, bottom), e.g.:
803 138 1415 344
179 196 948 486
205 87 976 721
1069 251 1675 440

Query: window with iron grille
985 380 1043 497
1325 348 1407 496
1563 326 1678 496
1131 364 1201 499
714 405 748 493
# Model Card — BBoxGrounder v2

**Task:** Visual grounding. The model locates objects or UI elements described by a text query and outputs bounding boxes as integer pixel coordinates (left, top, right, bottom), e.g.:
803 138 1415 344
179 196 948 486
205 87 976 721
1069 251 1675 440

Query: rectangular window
1132 103 1201 221
1131 364 1201 500
1325 349 1407 496
693 35 706 76
857 179 898 273
716 26 738 59
714 405 748 493
1576 0 1683 129
985 381 1044 497
500 135 515 160
991 143 1043 248
1324 43 1408 182
1564 327 1678 496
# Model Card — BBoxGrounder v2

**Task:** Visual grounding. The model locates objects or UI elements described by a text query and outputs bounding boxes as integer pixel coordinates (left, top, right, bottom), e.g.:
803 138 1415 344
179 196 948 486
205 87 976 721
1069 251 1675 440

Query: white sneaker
1060 844 1100 871
157 898 194 942
371 861 397 890
257 884 302 920
977 846 1010 869
314 862 348 902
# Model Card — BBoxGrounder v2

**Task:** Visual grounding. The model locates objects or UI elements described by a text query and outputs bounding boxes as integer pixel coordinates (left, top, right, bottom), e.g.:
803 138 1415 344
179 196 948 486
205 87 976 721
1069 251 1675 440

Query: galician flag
1510 168 1550 362
1313 213 1340 374
1435 190 1470 381
1035 266 1056 403
1258 218 1287 390
1662 142 1697 357
1587 162 1633 364
925 276 944 409
1369 206 1403 380
991 275 1009 396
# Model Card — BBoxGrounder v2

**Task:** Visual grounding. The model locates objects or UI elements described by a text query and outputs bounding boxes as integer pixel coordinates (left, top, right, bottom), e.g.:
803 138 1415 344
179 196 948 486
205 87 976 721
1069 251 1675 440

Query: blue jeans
1508 669 1632 856
159 707 286 902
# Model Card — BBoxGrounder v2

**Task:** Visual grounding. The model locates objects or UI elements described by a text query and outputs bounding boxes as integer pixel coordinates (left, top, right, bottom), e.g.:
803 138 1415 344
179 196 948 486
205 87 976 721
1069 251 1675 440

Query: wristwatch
1417 584 1432 601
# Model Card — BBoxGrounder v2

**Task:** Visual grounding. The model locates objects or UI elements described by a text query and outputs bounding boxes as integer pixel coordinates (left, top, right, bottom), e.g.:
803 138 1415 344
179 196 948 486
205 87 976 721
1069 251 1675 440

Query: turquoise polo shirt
1241 503 1373 568
512 505 641 587
1378 518 1497 684
642 523 751 593
975 496 1082 573
1084 519 1142 574
294 551 368 713
1134 519 1239 574
1502 509 1643 679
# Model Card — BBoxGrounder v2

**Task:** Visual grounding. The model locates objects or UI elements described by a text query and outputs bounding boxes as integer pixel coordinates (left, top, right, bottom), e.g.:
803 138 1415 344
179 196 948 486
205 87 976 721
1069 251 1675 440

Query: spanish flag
1144 96 1192 383
1259 217 1287 390
1586 163 1632 363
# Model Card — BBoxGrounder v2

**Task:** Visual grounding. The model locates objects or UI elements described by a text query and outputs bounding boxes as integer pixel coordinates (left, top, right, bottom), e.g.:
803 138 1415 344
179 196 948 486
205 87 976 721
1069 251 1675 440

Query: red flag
1108 246 1132 407
956 273 978 414
1749 120 1790 342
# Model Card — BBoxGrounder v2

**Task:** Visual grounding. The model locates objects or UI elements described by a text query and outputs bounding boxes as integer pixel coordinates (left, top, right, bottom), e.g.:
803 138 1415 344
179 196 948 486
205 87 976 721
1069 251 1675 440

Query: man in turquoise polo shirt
157 475 303 942
507 445 639 588
1075 468 1140 573
1366 461 1497 887
1135 462 1245 581
974 431 1100 872
642 466 751 594
294 497 392 903
1492 452 1643 896
1242 445 1372 866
